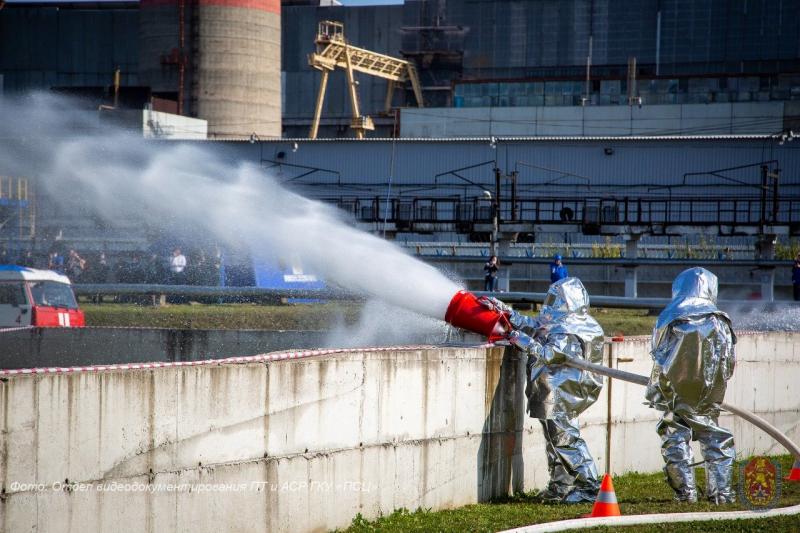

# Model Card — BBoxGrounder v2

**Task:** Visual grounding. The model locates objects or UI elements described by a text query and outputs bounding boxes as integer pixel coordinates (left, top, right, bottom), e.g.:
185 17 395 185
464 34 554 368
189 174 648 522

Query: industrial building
1 0 799 298
2 0 799 218
284 0 800 137
1 0 281 138
2 0 799 138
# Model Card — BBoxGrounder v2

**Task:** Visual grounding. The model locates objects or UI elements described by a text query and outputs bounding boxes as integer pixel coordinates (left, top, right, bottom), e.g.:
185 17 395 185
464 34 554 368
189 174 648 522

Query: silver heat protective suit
492 277 605 503
647 267 737 504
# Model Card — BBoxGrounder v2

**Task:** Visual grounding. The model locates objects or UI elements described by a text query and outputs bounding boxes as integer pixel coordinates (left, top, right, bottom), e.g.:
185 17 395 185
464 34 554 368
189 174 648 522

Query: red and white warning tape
0 325 35 334
0 328 770 378
0 343 495 378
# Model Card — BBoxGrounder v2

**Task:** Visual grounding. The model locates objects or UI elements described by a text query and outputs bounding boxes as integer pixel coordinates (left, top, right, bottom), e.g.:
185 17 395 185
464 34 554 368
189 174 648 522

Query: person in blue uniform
550 254 568 283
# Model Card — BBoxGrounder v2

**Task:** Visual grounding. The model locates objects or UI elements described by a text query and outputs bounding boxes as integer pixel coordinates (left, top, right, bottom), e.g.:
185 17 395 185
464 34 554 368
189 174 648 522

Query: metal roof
0 266 73 284
200 134 778 143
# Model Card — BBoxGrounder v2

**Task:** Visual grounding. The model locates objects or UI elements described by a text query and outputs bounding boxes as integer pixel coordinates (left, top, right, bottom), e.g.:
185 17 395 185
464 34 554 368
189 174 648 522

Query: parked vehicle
0 265 85 327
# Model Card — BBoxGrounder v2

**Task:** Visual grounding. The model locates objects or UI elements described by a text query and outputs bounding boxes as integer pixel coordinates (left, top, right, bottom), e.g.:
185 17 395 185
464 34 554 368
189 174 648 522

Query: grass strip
338 455 799 533
81 303 657 336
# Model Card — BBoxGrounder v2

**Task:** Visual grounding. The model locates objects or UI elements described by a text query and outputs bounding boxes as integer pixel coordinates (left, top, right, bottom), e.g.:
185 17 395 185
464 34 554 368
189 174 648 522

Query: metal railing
73 284 798 310
0 177 29 203
321 194 800 229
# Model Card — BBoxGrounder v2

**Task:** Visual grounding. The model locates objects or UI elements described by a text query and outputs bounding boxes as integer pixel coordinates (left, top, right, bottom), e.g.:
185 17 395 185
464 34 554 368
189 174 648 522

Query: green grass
338 455 799 533
81 302 657 336
590 308 656 337
522 307 656 337
81 302 362 330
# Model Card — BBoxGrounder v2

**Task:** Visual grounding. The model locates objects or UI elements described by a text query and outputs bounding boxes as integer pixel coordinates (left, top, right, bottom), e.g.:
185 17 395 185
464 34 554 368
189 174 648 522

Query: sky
5 0 405 4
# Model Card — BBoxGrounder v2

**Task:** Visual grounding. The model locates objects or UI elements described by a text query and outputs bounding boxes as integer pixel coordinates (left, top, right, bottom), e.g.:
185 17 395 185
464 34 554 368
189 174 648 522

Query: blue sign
252 252 325 302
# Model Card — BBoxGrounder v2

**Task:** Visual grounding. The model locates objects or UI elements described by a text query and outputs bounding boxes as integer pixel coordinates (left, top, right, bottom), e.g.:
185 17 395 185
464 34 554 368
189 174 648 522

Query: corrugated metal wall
0 5 139 91
216 138 800 199
444 0 800 76
399 102 787 137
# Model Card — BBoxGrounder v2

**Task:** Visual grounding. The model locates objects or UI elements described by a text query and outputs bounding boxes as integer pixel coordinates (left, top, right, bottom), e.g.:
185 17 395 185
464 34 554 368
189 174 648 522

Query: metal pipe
73 283 361 300
472 290 798 311
113 68 120 108
427 256 794 268
563 355 800 460
178 0 185 115
584 35 592 105
655 9 661 76
604 341 614 473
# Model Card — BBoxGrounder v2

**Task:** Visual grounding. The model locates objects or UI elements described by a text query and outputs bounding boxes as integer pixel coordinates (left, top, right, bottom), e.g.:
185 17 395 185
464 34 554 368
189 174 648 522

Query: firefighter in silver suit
482 277 605 503
647 267 737 504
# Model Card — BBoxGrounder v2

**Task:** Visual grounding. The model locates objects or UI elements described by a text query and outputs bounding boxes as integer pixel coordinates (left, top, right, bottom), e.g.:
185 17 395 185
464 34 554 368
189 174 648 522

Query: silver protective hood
538 277 590 325
653 267 735 349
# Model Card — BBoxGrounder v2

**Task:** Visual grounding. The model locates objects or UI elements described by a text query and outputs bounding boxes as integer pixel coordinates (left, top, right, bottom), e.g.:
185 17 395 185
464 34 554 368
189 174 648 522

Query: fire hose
562 355 800 461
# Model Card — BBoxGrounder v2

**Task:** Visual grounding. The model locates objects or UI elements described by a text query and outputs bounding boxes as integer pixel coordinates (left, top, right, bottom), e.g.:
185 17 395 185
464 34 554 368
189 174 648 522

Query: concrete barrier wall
0 327 327 370
2 333 799 532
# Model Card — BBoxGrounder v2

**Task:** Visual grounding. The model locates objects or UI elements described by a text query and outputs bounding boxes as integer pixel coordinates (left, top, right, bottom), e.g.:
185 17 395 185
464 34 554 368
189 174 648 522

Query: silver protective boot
657 412 699 502
539 416 601 503
647 268 737 504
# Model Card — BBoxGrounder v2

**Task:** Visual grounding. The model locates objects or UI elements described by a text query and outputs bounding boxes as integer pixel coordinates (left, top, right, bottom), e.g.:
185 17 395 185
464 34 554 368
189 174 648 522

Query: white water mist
324 300 451 348
0 94 462 319
726 304 800 332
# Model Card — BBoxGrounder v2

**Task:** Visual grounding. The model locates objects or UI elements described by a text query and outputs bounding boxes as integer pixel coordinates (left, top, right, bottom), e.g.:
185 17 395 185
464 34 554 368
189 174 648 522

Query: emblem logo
738 457 781 511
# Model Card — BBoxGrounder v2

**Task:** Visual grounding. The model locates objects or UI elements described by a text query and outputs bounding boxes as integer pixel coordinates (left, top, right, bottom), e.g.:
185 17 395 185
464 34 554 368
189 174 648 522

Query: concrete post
624 268 638 299
757 235 776 302
478 347 526 500
760 269 776 302
498 239 511 292
756 235 776 260
623 234 640 298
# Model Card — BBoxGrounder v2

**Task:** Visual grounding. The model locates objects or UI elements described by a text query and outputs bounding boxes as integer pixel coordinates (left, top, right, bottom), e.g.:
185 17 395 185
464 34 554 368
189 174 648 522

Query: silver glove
508 330 543 362
477 295 513 314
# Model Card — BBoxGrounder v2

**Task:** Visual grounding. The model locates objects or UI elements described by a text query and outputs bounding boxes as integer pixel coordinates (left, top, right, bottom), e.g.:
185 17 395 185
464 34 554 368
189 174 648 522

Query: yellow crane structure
308 20 424 139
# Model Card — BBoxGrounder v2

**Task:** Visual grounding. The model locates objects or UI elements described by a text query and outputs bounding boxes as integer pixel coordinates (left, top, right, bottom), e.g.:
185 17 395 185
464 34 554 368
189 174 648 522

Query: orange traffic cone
786 459 800 482
588 473 621 517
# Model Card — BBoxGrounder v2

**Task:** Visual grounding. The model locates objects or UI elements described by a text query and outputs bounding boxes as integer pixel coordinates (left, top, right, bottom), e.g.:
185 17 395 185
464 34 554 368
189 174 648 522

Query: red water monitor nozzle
444 290 511 342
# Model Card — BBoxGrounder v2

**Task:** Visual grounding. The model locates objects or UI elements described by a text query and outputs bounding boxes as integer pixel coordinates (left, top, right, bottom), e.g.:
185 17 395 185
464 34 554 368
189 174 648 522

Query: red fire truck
0 265 85 327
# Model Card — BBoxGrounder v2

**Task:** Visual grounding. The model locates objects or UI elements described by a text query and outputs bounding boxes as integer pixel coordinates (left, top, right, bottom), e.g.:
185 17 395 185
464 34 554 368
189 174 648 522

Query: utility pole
491 166 501 257
760 164 768 231
627 56 639 106
113 68 120 108
768 167 781 223
509 170 518 221
584 35 592 105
